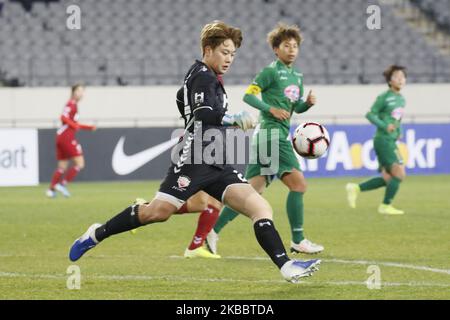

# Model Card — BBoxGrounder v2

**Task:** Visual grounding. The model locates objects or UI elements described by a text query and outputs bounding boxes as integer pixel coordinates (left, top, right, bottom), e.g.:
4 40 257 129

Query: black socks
253 218 290 269
95 205 143 242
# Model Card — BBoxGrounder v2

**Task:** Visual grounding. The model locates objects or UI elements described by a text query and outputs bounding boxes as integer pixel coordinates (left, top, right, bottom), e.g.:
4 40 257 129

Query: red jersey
56 99 94 139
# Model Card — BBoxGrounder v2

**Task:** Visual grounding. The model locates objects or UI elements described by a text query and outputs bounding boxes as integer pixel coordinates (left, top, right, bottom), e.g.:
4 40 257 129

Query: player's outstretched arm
62 115 95 131
60 115 80 130
78 123 96 131
222 111 255 130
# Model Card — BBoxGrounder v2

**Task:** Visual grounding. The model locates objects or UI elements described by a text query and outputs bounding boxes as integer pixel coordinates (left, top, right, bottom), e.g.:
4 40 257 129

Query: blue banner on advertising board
291 124 450 177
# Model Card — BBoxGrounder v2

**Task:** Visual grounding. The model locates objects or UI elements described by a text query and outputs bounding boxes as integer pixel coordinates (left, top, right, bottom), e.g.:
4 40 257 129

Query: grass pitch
0 175 449 299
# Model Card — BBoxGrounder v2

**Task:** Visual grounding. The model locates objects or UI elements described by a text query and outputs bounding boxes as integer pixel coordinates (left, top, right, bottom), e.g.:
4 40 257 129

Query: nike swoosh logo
112 136 179 175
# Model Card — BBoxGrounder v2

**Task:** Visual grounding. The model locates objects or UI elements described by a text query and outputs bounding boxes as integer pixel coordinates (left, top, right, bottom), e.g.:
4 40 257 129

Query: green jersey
244 59 311 139
366 89 406 141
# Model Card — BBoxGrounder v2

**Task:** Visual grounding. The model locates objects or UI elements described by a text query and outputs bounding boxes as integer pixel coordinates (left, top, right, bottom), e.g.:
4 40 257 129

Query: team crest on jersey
284 85 300 102
391 107 404 121
177 175 191 190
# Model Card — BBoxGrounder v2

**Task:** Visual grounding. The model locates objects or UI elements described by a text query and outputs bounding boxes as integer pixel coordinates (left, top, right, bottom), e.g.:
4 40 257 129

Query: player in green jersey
346 65 407 215
206 23 324 255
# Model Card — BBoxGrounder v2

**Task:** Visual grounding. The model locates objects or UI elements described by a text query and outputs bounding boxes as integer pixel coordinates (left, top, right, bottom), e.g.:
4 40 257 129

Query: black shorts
157 163 247 209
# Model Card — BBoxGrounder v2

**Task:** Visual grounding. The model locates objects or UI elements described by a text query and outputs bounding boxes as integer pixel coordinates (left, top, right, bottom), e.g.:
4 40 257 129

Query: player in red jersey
46 84 96 198
134 191 222 259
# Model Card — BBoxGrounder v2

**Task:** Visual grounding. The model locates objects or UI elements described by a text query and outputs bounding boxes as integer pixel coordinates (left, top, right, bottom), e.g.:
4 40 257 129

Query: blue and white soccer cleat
280 259 321 283
46 189 56 198
55 183 71 198
69 223 102 262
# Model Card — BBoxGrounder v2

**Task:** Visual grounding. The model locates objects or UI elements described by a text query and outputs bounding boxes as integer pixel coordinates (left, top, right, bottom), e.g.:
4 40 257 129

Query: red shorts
56 138 83 160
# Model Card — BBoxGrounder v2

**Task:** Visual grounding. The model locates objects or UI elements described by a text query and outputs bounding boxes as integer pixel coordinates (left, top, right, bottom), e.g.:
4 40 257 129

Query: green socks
383 177 402 204
215 191 307 245
287 191 304 244
359 176 401 205
213 206 239 233
359 177 386 191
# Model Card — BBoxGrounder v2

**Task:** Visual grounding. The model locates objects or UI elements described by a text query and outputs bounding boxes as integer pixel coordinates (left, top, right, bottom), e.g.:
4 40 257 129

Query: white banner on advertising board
0 129 39 186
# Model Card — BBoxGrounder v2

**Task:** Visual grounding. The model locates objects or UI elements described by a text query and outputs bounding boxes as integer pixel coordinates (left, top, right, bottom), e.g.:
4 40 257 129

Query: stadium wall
1 123 448 186
1 84 450 128
1 84 449 185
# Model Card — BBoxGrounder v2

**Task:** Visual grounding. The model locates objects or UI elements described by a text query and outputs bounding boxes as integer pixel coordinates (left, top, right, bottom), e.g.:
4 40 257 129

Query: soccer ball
292 122 330 159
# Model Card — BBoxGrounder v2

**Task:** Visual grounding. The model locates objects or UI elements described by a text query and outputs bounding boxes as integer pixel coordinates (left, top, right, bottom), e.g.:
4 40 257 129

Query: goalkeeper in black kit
69 21 321 283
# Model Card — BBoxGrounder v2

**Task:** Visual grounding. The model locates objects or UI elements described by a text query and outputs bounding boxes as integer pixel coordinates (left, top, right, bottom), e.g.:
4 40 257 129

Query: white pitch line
2 253 449 275
170 255 450 275
323 258 450 276
1 271 450 288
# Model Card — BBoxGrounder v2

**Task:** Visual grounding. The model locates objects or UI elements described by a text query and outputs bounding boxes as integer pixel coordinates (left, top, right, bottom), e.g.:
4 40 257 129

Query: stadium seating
411 0 450 32
0 0 449 86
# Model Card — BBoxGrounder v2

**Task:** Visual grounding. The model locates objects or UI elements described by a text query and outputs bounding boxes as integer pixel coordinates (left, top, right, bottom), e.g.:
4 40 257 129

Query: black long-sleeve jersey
160 61 247 204
175 60 230 167
176 60 229 131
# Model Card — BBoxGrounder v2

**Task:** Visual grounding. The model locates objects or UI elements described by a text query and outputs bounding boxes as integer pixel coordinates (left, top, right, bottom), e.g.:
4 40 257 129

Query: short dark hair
71 83 84 94
267 23 303 49
383 65 407 86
